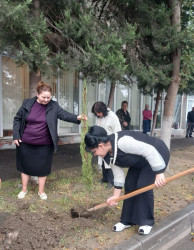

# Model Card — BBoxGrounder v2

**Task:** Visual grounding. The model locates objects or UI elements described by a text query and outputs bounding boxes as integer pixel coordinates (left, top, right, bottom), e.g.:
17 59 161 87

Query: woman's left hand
77 114 87 121
155 173 166 187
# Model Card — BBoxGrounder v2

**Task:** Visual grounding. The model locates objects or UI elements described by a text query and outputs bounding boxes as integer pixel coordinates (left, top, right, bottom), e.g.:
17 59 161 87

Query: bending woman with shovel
85 125 170 235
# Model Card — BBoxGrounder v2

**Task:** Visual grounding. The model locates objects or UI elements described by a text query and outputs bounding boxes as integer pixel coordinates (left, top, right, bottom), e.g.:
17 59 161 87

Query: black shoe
189 135 193 138
186 135 188 138
106 183 113 189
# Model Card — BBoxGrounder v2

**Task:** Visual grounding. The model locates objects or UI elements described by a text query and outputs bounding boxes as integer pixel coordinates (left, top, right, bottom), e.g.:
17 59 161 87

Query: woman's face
37 91 51 105
90 142 111 157
95 112 103 118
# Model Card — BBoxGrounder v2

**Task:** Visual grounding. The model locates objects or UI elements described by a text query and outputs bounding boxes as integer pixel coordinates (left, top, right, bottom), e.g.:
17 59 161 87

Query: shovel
71 168 194 218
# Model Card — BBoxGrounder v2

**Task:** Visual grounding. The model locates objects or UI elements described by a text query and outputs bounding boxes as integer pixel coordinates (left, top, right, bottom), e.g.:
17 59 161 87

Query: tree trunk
151 89 161 136
32 0 40 17
161 0 181 149
107 82 116 108
29 71 41 98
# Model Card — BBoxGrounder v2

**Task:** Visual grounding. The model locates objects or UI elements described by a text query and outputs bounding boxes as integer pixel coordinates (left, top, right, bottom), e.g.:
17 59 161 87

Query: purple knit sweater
22 101 52 145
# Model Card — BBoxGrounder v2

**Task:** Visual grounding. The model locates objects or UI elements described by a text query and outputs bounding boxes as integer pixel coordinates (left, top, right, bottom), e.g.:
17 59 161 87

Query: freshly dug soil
0 138 193 250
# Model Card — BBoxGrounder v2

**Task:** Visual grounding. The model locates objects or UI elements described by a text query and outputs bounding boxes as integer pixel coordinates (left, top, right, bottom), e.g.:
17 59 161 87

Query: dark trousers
186 122 194 137
143 120 151 133
120 164 155 226
101 162 114 184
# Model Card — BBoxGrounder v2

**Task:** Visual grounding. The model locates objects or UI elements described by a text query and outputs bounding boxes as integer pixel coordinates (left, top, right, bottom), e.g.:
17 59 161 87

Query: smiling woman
36 91 52 105
13 81 86 201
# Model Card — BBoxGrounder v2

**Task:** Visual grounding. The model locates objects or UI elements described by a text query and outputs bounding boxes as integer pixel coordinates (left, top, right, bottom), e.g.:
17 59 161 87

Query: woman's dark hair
92 102 108 117
36 81 52 94
84 125 109 151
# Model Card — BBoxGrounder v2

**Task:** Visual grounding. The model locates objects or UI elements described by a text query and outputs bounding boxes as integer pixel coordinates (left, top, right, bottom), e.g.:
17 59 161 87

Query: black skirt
16 142 54 177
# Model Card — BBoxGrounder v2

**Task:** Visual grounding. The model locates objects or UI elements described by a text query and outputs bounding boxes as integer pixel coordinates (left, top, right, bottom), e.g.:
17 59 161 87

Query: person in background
116 101 131 130
92 102 121 189
13 81 87 200
84 125 170 235
186 107 194 138
142 104 152 134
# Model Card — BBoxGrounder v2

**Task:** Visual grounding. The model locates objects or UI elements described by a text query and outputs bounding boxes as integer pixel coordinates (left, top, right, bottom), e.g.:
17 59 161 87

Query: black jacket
187 110 194 123
116 108 131 130
13 96 80 151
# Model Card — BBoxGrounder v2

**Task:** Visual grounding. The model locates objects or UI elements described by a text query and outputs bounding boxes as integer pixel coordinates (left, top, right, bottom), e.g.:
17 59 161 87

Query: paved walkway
0 137 193 181
111 203 194 250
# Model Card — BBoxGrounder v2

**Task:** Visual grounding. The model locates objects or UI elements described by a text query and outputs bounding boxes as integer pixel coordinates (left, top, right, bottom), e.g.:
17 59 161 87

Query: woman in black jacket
13 81 86 200
85 125 170 235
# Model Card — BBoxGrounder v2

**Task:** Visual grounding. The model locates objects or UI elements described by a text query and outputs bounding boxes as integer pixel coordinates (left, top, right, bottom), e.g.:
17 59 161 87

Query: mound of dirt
1 210 97 250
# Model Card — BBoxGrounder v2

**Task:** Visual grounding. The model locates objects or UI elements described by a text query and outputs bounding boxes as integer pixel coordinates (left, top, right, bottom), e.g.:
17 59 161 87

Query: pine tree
91 0 194 147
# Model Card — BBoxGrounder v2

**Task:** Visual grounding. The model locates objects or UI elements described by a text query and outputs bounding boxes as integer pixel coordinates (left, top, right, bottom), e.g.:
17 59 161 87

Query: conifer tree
0 0 193 148
80 79 93 208
91 0 194 147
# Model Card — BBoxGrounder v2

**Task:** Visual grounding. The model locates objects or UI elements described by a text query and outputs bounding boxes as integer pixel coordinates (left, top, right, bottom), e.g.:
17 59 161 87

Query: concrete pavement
111 203 194 250
1 136 193 181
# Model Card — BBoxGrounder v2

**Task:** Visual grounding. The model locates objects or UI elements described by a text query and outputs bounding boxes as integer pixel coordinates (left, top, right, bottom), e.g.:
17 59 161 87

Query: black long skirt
16 142 54 177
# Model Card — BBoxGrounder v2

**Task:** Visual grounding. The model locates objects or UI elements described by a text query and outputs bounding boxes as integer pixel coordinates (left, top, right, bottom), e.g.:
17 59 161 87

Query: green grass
0 166 108 216
0 194 16 213
0 196 6 210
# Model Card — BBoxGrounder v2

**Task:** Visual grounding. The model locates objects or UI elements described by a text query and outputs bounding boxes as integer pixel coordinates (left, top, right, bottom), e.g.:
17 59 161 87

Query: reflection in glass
57 71 79 134
2 56 29 136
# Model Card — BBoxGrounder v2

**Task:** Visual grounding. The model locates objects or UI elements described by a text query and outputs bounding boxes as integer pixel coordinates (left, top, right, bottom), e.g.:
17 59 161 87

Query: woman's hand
13 139 22 146
155 173 166 187
107 188 121 206
77 114 87 121
107 195 119 206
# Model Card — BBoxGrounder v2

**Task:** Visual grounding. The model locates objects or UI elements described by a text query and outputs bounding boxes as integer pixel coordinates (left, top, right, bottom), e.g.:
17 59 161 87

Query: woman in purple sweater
13 81 86 200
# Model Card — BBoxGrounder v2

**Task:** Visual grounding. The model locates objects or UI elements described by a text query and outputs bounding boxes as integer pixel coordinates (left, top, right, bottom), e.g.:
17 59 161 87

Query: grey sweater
103 131 170 188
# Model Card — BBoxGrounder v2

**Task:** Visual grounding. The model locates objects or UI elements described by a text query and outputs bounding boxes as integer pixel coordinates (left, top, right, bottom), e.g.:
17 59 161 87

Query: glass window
2 56 29 137
142 96 152 110
129 84 141 130
187 96 194 115
174 95 182 127
57 71 79 134
115 84 129 112
98 82 107 103
86 82 98 126
98 80 112 106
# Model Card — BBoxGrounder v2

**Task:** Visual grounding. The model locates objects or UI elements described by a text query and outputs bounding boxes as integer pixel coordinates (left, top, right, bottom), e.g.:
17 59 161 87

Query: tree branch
46 19 85 55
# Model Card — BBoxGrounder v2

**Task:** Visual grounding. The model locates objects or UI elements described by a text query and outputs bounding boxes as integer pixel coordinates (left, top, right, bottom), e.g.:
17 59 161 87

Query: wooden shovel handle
91 168 194 211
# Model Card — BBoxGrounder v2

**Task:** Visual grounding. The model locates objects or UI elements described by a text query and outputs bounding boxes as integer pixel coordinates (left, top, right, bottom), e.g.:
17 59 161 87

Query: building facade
0 55 191 149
